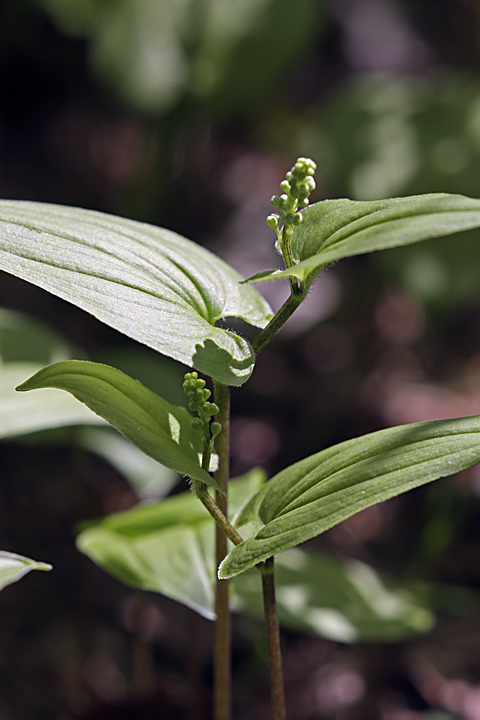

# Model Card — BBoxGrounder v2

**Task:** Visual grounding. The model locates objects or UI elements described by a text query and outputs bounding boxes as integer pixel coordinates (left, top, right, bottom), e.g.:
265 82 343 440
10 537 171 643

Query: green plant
3 158 480 718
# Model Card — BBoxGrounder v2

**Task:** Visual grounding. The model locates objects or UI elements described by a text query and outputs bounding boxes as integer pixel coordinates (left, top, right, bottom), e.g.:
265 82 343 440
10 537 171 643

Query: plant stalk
252 289 305 356
260 557 286 720
213 381 232 720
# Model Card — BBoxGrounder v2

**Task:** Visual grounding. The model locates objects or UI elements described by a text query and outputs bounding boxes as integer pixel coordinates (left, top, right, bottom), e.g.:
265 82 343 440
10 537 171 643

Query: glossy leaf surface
250 194 480 288
0 201 272 385
0 551 52 591
17 359 219 489
220 416 480 577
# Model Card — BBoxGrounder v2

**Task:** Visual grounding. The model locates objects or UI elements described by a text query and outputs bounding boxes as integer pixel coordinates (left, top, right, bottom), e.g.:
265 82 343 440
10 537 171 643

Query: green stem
252 289 305 356
195 484 243 548
213 381 232 720
259 558 286 720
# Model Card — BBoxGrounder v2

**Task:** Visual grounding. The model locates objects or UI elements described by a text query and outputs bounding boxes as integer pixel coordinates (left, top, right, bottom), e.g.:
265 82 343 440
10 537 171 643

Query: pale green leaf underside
0 551 52 591
0 201 273 385
77 470 266 619
77 470 431 640
220 416 480 578
0 363 105 438
249 194 480 285
17 359 220 490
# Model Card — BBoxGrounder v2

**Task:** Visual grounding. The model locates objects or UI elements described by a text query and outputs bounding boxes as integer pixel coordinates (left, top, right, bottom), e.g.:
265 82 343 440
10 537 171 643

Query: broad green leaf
77 470 266 619
78 470 433 640
0 201 272 386
220 416 480 578
16 359 220 490
0 551 52 591
248 194 480 288
234 549 434 643
0 363 105 438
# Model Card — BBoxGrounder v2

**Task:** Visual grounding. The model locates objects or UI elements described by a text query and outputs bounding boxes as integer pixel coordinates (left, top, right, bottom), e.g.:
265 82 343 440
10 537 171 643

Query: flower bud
211 422 222 438
191 417 203 432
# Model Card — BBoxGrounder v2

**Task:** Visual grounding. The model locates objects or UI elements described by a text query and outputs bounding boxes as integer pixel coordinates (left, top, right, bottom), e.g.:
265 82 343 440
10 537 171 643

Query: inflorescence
266 157 317 260
183 372 221 471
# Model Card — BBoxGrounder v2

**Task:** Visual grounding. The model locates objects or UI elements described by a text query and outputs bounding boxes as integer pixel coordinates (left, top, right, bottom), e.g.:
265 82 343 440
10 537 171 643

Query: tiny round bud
270 194 281 208
284 213 295 225
266 214 280 229
211 422 222 438
207 402 220 416
280 180 290 193
192 417 203 432
293 212 303 225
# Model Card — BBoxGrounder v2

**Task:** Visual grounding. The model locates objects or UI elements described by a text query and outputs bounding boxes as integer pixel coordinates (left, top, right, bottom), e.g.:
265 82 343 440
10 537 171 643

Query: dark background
3 1 480 718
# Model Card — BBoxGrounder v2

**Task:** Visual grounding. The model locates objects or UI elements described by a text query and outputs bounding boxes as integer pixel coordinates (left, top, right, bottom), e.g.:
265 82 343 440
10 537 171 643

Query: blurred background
4 0 480 718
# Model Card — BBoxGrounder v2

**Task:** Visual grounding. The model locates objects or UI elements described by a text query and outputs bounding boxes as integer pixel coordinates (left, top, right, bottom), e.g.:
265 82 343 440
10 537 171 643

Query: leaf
234 549 434 643
16 359 220 490
0 363 105 439
78 469 433 640
0 551 52 591
78 427 179 500
77 469 266 619
248 194 480 288
0 307 74 364
219 416 480 578
0 201 272 386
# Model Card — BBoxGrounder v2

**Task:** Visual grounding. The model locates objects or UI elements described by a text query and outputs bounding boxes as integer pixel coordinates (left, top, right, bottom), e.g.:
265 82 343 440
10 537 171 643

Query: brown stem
213 381 231 720
260 558 286 720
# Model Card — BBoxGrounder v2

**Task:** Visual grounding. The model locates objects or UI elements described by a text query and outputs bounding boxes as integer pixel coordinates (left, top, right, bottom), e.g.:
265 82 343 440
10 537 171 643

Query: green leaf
78 469 433 640
0 201 272 386
0 363 105 439
234 549 434 643
77 469 266 619
220 416 480 578
0 551 52 591
0 307 74 364
249 194 480 287
78 427 179 500
16 359 220 490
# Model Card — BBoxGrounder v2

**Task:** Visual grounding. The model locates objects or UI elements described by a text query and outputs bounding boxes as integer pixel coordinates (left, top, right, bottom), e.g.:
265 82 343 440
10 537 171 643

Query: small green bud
191 417 203 432
293 212 303 225
266 214 280 229
285 213 295 225
270 194 281 208
205 402 220 417
280 179 290 193
211 422 222 438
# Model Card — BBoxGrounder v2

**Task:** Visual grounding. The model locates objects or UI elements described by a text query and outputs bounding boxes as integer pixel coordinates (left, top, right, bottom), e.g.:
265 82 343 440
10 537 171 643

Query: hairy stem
252 289 305 356
260 558 286 720
213 381 232 720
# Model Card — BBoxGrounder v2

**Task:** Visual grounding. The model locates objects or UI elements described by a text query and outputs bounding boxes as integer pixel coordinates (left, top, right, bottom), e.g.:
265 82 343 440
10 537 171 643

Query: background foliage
3 1 480 718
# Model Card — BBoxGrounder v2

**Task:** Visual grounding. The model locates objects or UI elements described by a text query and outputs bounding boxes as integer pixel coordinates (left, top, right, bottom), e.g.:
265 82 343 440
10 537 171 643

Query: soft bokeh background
3 1 480 718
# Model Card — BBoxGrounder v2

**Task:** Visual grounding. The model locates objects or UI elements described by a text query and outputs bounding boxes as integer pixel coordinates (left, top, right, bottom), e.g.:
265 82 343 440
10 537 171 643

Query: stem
195 485 243 548
213 381 232 720
260 558 286 720
252 289 305 356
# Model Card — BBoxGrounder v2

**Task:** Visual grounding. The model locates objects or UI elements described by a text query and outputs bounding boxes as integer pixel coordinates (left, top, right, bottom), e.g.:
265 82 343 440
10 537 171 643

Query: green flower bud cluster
183 372 221 443
267 158 317 249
